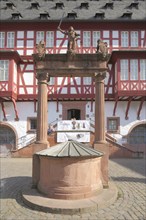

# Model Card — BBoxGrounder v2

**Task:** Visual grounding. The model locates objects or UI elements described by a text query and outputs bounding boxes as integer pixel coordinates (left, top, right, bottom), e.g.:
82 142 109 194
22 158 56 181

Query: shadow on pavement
110 158 146 177
111 176 146 184
0 176 31 199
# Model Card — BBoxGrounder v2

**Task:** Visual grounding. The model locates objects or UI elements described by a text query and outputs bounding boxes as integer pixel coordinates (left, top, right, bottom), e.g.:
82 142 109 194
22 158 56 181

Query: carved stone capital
36 71 50 82
94 72 106 82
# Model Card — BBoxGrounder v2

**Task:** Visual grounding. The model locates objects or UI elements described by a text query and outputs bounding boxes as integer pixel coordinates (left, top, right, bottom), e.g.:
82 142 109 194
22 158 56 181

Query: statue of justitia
57 26 80 54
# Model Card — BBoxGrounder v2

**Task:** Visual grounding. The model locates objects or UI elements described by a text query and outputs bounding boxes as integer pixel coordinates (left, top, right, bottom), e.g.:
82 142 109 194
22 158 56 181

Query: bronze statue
96 39 108 57
57 26 80 54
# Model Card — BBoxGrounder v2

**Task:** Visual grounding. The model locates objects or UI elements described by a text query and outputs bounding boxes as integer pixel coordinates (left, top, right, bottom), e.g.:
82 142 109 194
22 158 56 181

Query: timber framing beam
125 97 133 120
137 97 145 119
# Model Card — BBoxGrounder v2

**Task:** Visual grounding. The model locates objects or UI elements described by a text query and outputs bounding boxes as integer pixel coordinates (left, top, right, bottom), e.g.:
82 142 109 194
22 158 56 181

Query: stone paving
0 157 146 220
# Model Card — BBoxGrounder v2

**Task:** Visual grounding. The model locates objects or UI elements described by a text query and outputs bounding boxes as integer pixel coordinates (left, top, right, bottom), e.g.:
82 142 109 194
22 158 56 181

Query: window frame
0 60 9 81
107 117 120 133
140 59 146 80
0 32 5 48
36 31 44 44
121 31 129 48
7 32 15 48
27 117 37 133
46 31 54 48
120 59 129 80
83 31 91 47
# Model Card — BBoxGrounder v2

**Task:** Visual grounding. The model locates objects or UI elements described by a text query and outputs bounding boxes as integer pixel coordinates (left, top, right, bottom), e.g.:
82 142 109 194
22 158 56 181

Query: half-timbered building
0 0 146 157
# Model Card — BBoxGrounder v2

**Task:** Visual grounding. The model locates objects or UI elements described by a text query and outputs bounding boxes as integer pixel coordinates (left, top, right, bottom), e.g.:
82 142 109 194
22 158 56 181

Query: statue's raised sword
58 12 65 28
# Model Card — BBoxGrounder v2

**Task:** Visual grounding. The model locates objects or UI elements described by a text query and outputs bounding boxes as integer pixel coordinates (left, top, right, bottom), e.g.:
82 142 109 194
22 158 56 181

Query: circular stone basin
33 140 104 200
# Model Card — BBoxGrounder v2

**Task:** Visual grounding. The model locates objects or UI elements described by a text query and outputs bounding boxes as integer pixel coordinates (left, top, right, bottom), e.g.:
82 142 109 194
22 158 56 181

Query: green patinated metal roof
36 140 104 158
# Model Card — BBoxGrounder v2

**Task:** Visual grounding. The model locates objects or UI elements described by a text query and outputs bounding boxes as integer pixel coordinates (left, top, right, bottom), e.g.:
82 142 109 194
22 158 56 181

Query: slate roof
36 140 104 158
0 0 146 22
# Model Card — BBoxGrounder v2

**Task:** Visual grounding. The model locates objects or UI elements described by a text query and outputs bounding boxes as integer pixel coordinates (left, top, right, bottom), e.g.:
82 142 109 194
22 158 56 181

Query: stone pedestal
35 72 49 147
94 72 109 188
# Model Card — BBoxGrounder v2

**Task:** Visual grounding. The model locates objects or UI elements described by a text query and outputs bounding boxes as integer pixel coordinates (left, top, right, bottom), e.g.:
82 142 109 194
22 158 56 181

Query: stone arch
0 122 18 155
127 122 146 144
127 121 146 135
125 121 146 154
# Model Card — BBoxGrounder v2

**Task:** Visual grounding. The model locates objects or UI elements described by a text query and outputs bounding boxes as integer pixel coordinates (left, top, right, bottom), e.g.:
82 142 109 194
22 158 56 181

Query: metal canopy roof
36 140 104 158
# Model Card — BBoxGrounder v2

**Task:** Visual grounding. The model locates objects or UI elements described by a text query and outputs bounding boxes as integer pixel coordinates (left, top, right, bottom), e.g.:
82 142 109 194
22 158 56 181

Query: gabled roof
0 0 146 22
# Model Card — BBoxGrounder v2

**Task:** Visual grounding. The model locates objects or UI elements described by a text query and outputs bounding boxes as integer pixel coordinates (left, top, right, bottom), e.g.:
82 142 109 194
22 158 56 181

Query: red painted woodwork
125 97 133 120
0 101 7 120
0 21 146 101
137 97 145 119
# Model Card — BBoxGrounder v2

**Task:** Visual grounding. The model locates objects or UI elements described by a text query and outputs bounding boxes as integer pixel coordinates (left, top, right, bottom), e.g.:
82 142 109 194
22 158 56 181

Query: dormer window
128 2 139 9
104 2 114 9
55 2 64 9
31 2 40 9
94 12 105 19
40 12 50 20
80 2 89 9
11 12 22 20
67 12 77 19
6 2 16 10
121 12 132 19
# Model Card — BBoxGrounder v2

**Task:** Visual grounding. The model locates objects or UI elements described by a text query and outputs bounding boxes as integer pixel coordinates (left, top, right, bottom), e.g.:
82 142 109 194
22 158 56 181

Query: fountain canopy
35 140 104 157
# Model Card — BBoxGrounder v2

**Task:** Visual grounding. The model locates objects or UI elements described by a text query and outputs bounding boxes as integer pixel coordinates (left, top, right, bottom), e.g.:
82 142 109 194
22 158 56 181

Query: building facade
0 0 146 156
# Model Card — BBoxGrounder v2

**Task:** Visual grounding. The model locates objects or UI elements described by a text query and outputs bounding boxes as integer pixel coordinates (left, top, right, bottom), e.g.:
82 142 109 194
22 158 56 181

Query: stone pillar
94 72 109 188
35 71 49 147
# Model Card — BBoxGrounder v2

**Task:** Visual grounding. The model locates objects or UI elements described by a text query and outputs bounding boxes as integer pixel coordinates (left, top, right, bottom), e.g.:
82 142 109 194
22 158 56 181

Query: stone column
35 71 49 147
94 72 109 188
94 72 106 144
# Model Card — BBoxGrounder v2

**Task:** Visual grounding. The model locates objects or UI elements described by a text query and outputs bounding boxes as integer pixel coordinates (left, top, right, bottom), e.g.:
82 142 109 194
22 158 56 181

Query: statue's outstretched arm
57 26 67 35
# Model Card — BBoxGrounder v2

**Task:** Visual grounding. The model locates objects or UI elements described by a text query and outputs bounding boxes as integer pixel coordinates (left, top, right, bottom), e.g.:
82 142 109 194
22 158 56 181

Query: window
67 109 81 120
130 60 138 80
27 117 37 132
36 31 44 44
7 32 14 48
93 31 100 47
131 31 138 47
0 60 9 81
0 32 5 48
107 117 120 133
120 59 128 80
83 31 91 47
121 31 128 47
140 59 146 80
46 31 54 47
83 77 92 85
128 124 146 144
49 77 55 85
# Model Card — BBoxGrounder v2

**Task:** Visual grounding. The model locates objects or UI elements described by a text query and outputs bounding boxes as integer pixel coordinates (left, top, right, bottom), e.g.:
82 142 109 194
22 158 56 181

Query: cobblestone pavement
0 157 146 220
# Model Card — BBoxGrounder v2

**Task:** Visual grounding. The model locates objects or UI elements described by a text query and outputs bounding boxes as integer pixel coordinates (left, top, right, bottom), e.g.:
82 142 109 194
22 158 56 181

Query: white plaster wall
85 100 146 144
106 101 146 143
1 100 145 148
48 101 62 124
0 102 37 148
